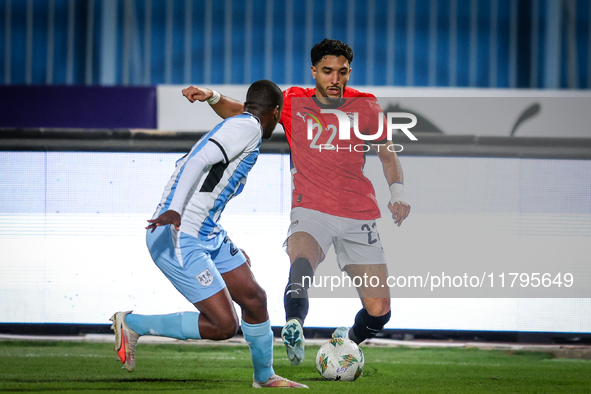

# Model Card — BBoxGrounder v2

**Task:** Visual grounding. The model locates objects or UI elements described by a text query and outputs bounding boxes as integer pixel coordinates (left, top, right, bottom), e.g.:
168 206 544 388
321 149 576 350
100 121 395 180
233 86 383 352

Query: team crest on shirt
196 269 214 287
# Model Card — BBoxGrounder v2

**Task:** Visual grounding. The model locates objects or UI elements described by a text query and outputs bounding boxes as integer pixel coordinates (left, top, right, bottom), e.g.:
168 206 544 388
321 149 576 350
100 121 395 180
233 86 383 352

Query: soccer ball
316 338 364 381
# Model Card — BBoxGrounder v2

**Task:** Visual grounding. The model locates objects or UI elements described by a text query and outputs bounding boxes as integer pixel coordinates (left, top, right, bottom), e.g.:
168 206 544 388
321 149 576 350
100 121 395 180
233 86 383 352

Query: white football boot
281 319 305 365
110 311 140 372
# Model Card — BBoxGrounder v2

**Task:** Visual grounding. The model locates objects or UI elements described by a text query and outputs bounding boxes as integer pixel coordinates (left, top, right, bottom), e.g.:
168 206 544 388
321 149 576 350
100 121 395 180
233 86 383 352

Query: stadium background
1 0 591 344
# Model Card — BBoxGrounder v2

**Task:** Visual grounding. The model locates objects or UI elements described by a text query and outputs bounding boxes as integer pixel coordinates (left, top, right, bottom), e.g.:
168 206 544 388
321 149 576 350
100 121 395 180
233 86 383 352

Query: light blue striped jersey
153 113 262 240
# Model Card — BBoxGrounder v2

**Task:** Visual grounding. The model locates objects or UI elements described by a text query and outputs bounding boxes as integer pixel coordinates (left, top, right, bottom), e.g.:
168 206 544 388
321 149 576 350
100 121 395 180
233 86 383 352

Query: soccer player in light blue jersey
110 80 307 389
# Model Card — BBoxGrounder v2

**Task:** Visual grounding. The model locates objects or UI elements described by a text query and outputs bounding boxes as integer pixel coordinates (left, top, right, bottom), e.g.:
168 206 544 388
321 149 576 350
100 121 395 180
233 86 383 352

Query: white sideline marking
0 333 586 353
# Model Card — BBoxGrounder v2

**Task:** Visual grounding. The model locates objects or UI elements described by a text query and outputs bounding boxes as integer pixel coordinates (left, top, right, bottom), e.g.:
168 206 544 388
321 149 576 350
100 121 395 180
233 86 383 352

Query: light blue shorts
146 225 246 304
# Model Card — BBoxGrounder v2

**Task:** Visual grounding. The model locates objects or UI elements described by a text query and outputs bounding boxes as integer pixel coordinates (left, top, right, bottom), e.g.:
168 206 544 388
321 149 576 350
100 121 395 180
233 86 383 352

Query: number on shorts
361 223 379 245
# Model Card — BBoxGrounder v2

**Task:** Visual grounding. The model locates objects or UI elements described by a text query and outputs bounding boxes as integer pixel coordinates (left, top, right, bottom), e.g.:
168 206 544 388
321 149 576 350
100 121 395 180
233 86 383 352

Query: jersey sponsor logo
196 269 214 287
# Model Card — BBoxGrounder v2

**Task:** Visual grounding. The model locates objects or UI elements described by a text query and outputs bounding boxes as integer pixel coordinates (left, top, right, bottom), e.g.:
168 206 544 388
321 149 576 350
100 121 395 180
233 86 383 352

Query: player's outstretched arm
182 85 244 119
373 140 411 227
146 210 181 232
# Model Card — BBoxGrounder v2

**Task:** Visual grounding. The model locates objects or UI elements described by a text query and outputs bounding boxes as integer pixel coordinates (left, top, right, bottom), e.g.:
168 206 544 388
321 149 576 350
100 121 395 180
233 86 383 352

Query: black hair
310 39 354 66
244 79 283 113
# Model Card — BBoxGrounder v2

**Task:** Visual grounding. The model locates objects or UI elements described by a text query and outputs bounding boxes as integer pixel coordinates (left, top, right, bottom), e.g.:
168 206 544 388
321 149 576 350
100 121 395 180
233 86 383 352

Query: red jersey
281 86 387 220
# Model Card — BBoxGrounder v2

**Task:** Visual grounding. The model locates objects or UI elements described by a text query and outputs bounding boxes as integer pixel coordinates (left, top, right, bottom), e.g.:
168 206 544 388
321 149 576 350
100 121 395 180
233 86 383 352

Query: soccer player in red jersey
183 39 410 365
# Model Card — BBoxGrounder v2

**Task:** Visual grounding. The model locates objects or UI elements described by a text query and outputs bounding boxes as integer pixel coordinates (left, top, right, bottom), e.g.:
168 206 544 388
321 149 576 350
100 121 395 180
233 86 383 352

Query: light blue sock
125 312 201 340
241 319 275 383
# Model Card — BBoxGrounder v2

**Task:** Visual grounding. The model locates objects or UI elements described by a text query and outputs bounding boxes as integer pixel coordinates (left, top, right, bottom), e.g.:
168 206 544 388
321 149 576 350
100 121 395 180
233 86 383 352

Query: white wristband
207 90 221 105
389 182 407 205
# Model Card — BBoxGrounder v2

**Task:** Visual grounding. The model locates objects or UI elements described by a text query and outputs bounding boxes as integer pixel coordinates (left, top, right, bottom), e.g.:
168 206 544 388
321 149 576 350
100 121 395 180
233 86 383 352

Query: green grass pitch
0 340 590 393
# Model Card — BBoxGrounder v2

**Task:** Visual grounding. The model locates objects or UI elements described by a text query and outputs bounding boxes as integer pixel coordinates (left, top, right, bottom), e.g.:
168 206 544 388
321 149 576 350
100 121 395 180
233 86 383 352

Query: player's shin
283 257 314 323
125 312 201 340
241 319 275 383
348 308 391 344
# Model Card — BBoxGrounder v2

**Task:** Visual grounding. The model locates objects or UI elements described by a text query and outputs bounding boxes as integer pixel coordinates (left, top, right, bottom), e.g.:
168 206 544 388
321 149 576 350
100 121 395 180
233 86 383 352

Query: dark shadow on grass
0 388 236 392
2 378 208 383
1 378 251 392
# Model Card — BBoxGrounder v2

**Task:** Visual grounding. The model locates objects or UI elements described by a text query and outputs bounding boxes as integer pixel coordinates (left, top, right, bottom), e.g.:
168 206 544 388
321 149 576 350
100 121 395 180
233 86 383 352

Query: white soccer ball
316 338 364 381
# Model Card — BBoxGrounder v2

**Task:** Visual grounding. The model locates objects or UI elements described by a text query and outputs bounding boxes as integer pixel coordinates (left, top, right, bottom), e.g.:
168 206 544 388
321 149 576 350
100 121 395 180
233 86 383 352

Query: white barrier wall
158 85 591 138
1 151 590 333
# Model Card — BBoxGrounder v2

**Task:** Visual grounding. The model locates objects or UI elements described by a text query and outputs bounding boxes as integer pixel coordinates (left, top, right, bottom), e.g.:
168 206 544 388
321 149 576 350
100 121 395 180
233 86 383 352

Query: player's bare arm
373 140 411 227
146 210 181 232
182 85 244 119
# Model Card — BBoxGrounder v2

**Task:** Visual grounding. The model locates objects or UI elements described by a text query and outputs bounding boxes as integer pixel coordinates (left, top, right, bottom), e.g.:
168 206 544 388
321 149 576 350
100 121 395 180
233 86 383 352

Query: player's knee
217 316 240 340
239 282 267 313
248 287 268 313
288 233 324 265
232 281 268 324
366 298 391 317
207 313 239 340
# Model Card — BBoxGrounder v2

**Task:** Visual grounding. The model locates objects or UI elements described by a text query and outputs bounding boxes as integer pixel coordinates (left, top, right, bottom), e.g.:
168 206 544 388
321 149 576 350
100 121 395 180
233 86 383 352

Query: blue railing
1 0 589 88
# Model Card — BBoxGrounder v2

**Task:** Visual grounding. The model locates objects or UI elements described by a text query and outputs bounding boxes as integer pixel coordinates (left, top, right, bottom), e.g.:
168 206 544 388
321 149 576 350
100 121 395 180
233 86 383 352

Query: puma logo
296 112 307 122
